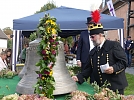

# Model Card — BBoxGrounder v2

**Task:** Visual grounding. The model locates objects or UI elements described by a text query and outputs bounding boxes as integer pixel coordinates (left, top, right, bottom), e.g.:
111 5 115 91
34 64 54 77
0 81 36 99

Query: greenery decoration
67 65 81 76
29 32 37 41
34 14 61 99
0 69 17 79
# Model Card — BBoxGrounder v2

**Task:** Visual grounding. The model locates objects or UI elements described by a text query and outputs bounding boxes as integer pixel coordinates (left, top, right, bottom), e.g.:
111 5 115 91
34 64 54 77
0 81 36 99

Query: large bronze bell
18 54 28 78
16 38 77 95
18 64 26 78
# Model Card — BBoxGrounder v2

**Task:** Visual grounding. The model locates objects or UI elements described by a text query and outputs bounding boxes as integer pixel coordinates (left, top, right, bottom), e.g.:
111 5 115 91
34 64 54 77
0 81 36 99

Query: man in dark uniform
72 11 128 95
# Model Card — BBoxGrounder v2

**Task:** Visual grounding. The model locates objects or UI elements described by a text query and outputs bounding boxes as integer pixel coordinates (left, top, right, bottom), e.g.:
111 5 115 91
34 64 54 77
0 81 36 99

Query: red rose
49 38 54 43
44 70 50 75
41 50 46 55
52 50 56 55
43 57 47 60
55 42 59 45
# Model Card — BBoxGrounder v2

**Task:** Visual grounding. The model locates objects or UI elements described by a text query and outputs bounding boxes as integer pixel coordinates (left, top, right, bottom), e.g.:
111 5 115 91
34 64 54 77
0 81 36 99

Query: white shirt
0 57 7 71
98 38 106 49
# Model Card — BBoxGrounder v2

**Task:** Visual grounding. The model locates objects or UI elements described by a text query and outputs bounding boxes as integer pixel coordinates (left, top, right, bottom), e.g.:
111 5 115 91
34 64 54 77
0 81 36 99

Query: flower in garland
39 74 42 78
46 27 51 33
35 14 61 99
42 76 45 80
46 19 56 26
49 70 53 76
41 50 46 55
48 62 53 69
49 38 54 43
52 28 56 35
51 49 56 55
39 86 43 90
55 42 59 45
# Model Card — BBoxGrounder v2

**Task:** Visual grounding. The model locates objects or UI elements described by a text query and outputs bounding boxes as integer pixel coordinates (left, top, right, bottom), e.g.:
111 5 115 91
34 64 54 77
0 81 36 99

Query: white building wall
0 39 7 52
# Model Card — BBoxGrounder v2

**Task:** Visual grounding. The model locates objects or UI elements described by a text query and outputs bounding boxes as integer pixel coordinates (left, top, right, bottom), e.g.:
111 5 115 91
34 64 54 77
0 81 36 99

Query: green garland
34 14 61 99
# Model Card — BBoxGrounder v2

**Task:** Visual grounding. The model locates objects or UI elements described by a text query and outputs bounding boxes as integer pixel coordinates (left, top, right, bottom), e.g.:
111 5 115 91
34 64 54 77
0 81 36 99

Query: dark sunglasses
90 36 95 38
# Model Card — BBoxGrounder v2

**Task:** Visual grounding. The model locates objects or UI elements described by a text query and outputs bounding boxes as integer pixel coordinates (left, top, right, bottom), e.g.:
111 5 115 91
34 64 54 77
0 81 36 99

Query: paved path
125 67 134 75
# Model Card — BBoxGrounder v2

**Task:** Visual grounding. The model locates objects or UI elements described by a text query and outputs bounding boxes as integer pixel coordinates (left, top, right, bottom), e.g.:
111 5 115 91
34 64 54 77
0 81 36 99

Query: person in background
125 36 133 67
76 31 90 71
19 44 29 63
64 40 69 54
76 17 94 71
6 49 12 70
72 10 128 95
70 42 75 54
73 35 80 54
76 17 95 82
0 51 7 71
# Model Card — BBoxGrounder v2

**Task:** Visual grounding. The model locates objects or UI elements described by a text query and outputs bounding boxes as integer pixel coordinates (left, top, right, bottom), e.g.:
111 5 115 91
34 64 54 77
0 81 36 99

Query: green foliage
67 65 81 76
29 32 37 41
35 1 57 13
66 36 74 47
0 69 17 79
3 27 13 35
61 36 73 46
34 14 61 99
124 73 134 95
7 39 12 49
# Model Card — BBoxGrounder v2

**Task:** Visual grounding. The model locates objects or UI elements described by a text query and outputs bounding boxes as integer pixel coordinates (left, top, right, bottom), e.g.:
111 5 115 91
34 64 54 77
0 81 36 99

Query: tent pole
12 30 20 71
16 30 20 64
12 30 17 71
119 29 124 48
19 30 23 54
121 29 124 48
119 19 125 48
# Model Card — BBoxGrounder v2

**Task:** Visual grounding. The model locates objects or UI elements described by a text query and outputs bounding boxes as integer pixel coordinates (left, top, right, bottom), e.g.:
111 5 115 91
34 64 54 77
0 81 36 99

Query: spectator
0 51 7 71
6 49 12 69
19 44 29 63
64 40 69 54
125 36 133 67
73 35 80 54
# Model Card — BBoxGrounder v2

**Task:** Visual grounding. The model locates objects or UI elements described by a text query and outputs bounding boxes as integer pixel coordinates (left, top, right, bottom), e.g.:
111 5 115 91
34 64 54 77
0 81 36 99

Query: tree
35 1 57 13
3 27 13 35
7 39 12 49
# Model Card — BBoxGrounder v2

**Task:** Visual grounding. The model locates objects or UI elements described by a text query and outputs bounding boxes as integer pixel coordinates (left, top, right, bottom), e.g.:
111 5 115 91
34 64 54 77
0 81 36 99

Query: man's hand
104 66 114 74
77 61 81 67
127 47 130 50
72 76 78 82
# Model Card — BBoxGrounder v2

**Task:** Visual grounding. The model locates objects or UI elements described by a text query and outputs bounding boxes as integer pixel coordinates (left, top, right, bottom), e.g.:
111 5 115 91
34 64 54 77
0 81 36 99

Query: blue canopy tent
13 6 124 31
12 6 124 71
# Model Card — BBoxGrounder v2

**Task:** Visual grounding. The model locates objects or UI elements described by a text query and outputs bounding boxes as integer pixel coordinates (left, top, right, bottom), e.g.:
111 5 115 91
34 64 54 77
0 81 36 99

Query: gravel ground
125 67 134 75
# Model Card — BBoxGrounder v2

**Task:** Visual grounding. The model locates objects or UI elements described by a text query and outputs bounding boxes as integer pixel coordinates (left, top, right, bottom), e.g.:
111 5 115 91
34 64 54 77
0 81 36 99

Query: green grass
124 73 134 95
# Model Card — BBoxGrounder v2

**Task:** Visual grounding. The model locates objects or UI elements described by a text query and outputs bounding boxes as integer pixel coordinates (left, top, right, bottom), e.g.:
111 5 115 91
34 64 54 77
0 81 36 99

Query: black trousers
81 63 87 72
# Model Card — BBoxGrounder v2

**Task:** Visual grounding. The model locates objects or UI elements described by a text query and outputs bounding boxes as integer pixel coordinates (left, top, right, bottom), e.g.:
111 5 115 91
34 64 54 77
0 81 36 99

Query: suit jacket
77 40 128 90
76 31 90 63
125 40 133 54
0 57 7 71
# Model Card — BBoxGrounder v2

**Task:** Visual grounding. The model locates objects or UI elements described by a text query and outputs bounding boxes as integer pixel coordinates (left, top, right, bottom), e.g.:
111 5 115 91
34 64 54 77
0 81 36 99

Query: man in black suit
76 17 94 72
72 15 128 95
76 31 90 70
